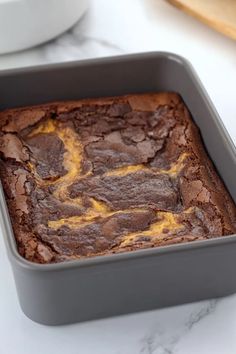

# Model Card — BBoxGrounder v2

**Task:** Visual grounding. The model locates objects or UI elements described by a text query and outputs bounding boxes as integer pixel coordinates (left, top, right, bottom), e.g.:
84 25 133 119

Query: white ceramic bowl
0 0 88 54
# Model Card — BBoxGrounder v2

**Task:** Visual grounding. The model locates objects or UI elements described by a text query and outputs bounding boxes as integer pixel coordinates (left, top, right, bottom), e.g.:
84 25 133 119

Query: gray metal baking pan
0 52 236 325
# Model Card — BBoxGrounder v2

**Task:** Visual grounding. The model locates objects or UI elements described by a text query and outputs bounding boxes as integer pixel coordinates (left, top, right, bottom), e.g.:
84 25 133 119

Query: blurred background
0 0 235 140
1 1 236 354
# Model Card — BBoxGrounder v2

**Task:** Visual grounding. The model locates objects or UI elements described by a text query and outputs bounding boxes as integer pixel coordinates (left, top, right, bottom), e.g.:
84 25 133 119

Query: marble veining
140 300 218 354
42 15 125 63
0 0 236 353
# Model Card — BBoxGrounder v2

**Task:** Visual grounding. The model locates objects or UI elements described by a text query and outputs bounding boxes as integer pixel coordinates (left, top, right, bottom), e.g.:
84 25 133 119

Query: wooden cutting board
166 0 236 40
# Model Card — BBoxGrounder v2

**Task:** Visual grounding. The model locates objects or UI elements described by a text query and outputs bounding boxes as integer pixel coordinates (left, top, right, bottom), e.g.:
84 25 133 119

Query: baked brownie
0 93 235 264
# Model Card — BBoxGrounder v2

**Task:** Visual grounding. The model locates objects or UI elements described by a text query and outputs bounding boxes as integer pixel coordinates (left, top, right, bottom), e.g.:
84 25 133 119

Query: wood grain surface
167 0 236 40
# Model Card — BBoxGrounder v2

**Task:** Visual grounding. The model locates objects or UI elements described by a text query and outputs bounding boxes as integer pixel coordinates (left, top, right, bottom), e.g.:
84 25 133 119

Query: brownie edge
0 92 236 264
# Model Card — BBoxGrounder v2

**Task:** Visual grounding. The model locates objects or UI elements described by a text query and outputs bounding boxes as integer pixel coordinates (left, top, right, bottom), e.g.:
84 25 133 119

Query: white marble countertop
1 1 236 353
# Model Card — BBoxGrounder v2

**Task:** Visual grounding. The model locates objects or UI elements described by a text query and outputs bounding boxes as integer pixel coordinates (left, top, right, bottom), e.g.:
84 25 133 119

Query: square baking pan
1 52 236 325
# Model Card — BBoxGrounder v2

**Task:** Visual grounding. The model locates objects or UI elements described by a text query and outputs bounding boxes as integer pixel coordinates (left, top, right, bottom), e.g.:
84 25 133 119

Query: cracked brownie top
0 92 235 263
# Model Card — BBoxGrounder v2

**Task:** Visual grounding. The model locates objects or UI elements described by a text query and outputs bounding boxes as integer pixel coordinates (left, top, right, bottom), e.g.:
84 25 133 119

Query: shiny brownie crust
0 93 236 263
